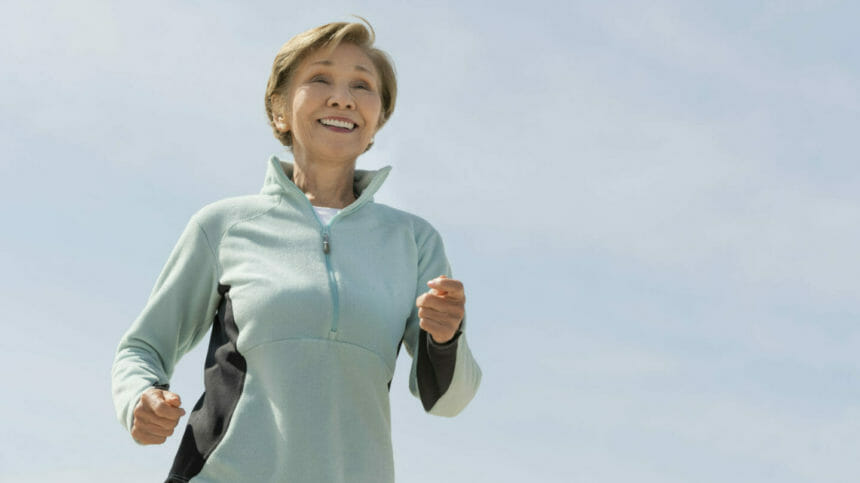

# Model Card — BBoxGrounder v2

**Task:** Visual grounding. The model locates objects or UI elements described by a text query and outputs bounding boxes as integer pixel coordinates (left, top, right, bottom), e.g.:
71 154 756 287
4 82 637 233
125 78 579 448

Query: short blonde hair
264 19 397 149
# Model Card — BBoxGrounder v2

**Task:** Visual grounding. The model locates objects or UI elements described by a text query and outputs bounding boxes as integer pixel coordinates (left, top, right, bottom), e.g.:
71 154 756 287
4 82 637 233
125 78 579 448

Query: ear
274 114 290 133
270 94 290 133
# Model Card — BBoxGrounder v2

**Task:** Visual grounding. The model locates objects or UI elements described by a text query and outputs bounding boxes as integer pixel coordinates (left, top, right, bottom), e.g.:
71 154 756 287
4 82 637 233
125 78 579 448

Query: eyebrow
310 59 374 74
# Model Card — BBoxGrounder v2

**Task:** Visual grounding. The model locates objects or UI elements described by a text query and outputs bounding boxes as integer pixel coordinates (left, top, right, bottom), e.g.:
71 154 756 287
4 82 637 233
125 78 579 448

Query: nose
327 84 355 110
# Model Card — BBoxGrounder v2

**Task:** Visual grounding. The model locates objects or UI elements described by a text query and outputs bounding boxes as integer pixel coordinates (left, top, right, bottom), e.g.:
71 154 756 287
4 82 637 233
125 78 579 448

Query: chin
294 141 364 163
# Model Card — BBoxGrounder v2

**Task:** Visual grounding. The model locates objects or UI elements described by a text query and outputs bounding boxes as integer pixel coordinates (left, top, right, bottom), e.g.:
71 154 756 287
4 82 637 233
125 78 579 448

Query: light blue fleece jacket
111 156 482 482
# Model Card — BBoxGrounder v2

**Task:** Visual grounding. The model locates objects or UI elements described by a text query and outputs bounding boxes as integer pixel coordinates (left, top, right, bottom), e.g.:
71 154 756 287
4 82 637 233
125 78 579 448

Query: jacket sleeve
403 223 482 417
111 216 222 433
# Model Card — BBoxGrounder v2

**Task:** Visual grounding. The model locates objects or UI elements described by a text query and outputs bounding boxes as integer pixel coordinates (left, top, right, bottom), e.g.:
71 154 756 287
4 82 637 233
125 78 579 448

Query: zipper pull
322 232 330 254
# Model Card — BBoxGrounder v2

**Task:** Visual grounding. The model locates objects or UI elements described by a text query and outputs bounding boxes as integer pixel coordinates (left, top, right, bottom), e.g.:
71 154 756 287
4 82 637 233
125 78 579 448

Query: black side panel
416 329 460 411
388 339 404 391
166 284 246 483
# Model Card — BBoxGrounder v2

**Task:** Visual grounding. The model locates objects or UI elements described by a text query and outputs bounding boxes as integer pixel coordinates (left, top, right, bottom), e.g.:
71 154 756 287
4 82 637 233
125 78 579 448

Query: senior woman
111 20 481 483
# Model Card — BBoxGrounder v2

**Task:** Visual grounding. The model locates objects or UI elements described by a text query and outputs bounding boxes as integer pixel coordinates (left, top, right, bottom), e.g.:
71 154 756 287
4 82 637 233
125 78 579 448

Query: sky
1 0 859 481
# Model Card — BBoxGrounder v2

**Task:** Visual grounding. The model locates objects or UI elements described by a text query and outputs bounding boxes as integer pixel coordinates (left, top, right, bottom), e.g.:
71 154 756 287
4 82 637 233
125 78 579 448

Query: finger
415 292 437 307
132 426 168 445
419 318 456 343
417 294 464 318
419 317 446 334
427 277 465 300
427 275 449 296
143 390 186 419
137 410 182 430
162 391 182 408
138 421 176 438
418 306 462 326
152 397 186 420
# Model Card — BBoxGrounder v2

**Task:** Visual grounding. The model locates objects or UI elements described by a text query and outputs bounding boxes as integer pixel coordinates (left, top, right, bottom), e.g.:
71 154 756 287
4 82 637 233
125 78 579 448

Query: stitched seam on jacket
215 195 284 268
243 336 395 374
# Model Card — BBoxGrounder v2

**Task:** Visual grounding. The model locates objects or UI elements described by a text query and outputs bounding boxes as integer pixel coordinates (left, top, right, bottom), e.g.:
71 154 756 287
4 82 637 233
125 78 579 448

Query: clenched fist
416 275 465 344
131 388 186 445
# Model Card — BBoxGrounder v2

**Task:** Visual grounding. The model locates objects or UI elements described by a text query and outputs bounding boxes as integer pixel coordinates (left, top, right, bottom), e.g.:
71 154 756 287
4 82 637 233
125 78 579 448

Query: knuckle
131 428 148 444
152 400 167 414
143 388 157 403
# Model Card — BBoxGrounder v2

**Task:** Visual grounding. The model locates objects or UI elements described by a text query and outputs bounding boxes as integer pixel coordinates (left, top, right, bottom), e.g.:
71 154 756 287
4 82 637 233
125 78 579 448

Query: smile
319 118 356 131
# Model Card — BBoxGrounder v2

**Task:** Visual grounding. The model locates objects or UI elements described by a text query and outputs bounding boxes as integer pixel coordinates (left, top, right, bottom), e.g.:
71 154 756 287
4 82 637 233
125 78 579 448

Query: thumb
429 275 448 296
162 391 182 408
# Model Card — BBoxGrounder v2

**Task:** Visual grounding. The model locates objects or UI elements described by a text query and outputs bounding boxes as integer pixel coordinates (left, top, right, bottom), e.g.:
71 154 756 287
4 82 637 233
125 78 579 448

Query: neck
290 151 357 209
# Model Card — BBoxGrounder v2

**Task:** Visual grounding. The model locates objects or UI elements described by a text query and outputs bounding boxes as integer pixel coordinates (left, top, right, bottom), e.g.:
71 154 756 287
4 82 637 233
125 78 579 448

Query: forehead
300 43 378 77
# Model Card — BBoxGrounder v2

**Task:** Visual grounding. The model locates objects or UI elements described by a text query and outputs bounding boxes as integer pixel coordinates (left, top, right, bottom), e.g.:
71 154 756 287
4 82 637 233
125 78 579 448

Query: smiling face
272 43 383 164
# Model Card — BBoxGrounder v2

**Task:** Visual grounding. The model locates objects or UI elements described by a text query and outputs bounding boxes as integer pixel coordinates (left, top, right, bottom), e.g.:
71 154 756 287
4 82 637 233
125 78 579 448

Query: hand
416 275 465 344
131 388 186 445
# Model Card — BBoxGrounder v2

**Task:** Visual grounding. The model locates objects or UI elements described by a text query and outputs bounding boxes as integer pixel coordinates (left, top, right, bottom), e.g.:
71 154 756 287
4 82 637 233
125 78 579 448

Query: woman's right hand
131 388 186 445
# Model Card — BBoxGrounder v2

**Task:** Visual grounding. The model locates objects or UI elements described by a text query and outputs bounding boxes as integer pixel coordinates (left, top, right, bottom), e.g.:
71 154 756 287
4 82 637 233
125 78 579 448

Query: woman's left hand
416 275 465 344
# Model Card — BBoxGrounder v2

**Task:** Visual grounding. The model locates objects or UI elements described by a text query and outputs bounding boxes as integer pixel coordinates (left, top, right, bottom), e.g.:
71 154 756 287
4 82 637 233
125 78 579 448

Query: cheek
364 98 383 130
289 91 306 114
289 88 317 114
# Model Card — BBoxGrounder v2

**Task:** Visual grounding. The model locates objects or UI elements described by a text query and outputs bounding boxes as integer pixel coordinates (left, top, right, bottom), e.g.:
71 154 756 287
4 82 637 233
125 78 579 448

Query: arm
111 216 222 437
403 225 481 417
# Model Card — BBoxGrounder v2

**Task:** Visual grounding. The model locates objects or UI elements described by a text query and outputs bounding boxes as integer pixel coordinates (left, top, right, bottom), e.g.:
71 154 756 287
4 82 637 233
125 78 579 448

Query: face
273 43 382 163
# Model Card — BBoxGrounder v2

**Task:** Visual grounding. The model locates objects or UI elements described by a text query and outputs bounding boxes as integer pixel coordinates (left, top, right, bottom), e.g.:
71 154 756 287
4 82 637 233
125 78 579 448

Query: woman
111 20 481 482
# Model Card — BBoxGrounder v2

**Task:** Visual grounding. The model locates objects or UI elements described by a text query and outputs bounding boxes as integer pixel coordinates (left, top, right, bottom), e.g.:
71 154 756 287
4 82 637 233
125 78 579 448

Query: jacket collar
261 155 392 214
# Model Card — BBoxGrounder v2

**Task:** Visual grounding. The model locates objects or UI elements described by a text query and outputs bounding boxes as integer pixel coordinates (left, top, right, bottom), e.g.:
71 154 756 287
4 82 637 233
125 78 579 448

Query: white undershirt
313 206 341 226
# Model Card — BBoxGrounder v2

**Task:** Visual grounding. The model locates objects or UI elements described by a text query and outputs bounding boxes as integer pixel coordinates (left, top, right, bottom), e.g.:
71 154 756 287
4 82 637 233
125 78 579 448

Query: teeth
320 118 355 129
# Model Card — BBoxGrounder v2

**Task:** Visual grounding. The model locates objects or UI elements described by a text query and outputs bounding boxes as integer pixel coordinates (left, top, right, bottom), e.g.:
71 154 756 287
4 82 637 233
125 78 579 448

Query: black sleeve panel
416 328 462 411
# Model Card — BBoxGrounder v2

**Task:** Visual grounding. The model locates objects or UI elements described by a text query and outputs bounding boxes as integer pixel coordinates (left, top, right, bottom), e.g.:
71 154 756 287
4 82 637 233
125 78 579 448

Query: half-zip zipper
322 232 331 254
304 205 342 337
319 224 340 337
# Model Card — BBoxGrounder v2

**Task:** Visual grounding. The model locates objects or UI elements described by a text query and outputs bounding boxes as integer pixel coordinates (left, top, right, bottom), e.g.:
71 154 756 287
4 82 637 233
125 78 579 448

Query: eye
310 75 329 84
352 81 373 91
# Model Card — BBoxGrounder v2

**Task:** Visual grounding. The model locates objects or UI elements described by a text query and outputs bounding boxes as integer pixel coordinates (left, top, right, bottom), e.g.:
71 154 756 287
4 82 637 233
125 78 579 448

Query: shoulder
189 193 281 242
368 202 444 245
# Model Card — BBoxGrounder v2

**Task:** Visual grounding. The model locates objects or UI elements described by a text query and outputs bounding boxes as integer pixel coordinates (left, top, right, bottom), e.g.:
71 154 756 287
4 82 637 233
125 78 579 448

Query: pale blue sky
1 1 859 482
